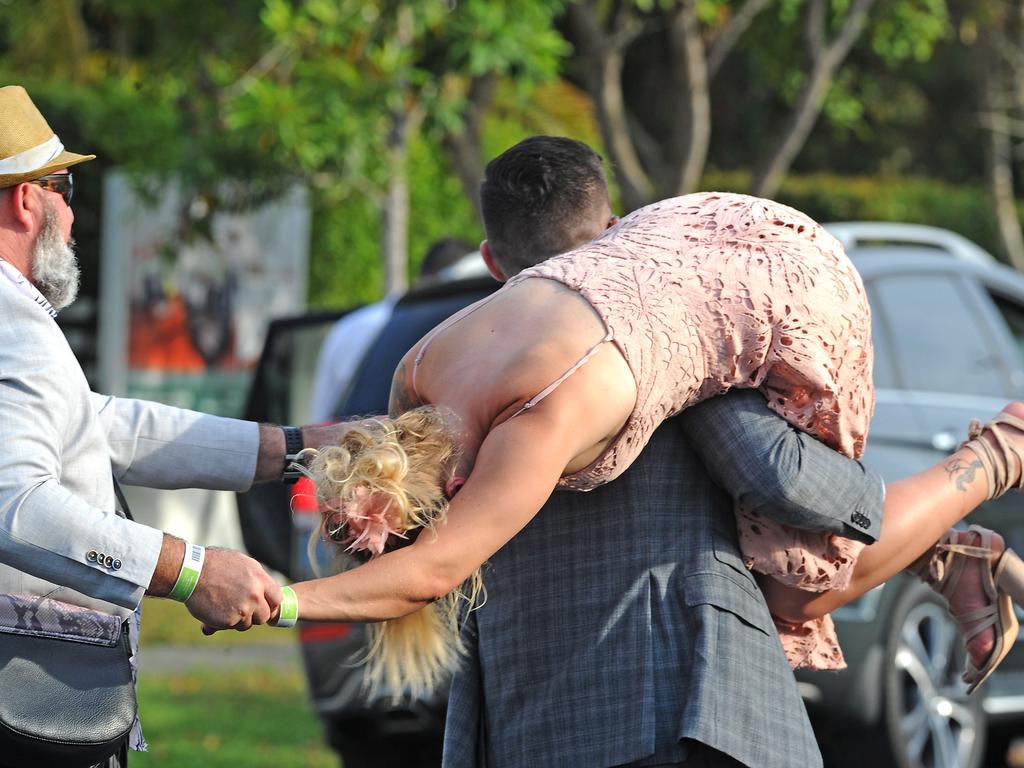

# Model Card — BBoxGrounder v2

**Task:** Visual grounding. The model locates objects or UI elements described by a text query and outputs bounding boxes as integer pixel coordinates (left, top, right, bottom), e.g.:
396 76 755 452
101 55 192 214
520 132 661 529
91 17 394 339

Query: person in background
308 237 477 423
300 236 477 768
0 84 352 767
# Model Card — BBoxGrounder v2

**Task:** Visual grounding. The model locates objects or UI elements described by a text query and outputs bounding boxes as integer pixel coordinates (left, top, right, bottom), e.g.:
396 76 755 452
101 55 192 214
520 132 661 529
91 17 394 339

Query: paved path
138 642 301 674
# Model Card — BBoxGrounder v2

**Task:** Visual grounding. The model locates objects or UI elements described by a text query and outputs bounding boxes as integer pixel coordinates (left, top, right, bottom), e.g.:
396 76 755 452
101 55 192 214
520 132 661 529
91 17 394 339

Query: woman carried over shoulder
275 149 1024 701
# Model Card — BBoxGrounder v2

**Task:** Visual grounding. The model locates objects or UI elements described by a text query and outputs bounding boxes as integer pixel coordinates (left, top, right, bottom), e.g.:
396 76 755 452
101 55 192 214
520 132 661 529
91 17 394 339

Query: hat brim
0 149 95 189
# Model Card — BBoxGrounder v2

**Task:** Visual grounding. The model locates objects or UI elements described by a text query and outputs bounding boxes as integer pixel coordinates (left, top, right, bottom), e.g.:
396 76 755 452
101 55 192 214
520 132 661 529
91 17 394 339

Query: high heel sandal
911 525 1024 694
960 410 1024 500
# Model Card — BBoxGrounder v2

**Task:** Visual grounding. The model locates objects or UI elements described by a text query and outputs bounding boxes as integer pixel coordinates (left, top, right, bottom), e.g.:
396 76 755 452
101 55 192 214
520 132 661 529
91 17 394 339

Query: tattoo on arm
389 358 419 417
945 457 984 492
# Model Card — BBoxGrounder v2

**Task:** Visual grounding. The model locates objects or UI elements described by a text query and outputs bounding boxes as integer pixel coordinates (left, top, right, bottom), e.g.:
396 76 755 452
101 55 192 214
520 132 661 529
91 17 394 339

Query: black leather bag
0 478 137 768
0 611 135 768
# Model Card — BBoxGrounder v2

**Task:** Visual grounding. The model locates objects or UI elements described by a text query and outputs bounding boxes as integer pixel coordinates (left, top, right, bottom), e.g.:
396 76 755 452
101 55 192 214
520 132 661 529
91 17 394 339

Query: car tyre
880 582 986 768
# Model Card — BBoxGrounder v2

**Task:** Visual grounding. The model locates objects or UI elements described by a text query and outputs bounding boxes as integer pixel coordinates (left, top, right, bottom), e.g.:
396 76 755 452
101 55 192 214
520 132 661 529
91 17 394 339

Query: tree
225 0 568 293
965 0 1024 269
561 0 951 207
563 0 772 212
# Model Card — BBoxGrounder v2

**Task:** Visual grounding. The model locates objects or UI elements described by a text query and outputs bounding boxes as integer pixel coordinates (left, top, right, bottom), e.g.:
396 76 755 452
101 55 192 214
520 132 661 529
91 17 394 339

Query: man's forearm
146 534 186 597
252 421 354 484
678 389 884 543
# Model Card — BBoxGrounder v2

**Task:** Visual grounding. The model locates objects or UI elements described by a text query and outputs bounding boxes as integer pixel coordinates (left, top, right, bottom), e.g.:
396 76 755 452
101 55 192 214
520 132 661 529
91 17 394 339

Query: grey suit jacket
443 389 884 768
0 272 259 616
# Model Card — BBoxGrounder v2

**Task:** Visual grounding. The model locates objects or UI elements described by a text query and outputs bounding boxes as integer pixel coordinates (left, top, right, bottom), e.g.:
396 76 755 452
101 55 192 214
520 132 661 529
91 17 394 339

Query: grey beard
31 203 80 310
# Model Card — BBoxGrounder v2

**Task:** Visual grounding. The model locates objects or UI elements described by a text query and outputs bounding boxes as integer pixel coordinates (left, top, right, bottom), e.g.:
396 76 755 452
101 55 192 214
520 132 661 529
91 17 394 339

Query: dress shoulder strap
508 330 615 419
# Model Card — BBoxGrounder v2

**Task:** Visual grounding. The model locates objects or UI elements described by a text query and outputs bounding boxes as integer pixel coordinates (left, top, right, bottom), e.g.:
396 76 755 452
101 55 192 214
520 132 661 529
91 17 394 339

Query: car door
859 264 1022 484
235 309 347 578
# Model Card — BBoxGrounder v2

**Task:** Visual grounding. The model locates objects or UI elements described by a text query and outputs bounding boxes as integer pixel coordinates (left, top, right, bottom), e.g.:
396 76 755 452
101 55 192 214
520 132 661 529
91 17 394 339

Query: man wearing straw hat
0 85 341 766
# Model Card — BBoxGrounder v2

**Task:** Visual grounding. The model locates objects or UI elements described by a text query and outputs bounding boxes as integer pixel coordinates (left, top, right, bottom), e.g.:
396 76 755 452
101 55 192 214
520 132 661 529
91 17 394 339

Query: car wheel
881 582 986 768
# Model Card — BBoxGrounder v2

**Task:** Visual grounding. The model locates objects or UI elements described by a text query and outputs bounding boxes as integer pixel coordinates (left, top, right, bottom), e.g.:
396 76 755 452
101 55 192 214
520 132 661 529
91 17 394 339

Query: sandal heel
995 548 1024 605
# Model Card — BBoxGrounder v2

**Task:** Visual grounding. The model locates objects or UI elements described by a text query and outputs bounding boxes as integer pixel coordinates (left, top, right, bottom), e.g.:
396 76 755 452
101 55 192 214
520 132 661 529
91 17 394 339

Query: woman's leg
762 401 1024 663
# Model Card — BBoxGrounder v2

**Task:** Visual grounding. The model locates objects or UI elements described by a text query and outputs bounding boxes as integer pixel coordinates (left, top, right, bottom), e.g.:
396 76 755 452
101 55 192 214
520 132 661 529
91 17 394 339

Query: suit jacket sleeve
90 393 259 491
677 389 884 543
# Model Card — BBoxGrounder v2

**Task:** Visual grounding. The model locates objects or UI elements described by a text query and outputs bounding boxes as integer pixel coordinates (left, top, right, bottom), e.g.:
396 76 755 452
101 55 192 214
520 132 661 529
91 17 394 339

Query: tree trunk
564 2 653 211
987 106 1024 270
56 0 89 83
706 0 773 79
381 6 416 296
382 113 410 297
442 73 496 227
670 0 711 195
749 0 877 198
983 2 1024 270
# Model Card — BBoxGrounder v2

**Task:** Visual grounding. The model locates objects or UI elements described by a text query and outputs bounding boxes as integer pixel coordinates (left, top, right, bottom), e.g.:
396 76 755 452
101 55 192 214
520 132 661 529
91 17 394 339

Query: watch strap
281 426 305 484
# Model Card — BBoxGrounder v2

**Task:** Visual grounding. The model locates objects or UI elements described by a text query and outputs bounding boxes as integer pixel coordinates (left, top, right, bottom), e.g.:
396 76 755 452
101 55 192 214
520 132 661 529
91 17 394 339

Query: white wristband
167 542 205 603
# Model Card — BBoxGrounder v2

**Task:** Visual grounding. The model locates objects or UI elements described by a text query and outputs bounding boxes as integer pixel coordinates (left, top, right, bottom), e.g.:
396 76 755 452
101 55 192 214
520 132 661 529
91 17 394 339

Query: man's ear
480 240 508 283
3 183 37 233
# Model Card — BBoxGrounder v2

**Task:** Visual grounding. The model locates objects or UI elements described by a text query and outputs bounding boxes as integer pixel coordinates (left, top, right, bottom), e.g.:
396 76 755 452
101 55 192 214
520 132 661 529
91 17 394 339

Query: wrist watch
281 426 306 484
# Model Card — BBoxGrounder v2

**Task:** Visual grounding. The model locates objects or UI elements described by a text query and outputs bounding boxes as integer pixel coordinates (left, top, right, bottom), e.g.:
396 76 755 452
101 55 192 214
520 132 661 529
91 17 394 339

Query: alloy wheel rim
892 601 979 768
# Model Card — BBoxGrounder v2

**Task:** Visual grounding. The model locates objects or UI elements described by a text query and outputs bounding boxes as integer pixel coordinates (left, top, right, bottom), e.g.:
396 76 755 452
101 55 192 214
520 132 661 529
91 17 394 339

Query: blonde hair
304 406 484 700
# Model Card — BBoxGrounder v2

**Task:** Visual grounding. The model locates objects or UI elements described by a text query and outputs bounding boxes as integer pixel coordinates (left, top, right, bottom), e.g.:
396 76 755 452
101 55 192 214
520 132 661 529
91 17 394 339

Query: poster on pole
98 172 311 416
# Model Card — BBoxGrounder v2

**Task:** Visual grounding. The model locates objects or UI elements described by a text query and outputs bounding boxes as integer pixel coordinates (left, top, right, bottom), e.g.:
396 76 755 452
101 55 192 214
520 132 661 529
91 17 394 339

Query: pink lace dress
505 192 875 670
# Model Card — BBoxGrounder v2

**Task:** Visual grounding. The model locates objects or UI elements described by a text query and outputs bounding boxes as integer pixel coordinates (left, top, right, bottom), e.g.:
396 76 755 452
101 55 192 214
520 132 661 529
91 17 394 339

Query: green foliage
307 77 607 310
870 0 951 66
307 130 483 309
705 170 1008 261
229 0 569 194
742 0 950 124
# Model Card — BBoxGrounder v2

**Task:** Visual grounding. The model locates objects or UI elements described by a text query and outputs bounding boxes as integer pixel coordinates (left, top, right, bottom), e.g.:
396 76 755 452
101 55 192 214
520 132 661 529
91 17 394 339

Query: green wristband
167 542 205 603
275 586 299 628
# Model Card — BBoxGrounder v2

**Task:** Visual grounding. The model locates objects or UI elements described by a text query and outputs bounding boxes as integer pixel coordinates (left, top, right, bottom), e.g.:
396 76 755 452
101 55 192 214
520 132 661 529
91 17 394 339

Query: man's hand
185 547 282 632
300 421 353 451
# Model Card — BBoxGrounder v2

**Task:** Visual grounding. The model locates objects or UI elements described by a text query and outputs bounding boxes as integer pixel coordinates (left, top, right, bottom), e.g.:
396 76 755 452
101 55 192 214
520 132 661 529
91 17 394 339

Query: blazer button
103 555 114 568
112 559 122 571
86 550 98 563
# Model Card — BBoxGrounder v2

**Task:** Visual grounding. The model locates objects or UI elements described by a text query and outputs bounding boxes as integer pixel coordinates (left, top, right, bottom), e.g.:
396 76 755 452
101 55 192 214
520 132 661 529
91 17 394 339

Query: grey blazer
443 389 884 768
0 272 259 615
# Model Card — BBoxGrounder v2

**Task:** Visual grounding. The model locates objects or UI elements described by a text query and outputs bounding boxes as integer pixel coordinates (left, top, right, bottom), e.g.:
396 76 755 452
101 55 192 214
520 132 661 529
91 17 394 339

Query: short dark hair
418 237 476 279
480 136 610 276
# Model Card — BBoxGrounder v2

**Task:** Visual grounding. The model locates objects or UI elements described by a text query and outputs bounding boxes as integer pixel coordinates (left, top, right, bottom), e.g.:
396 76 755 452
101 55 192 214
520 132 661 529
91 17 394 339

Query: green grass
134 598 338 767
131 667 338 768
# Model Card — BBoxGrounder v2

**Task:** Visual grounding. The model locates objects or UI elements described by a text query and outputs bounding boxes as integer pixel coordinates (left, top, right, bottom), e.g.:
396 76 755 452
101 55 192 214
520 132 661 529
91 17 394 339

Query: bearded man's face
31 198 79 310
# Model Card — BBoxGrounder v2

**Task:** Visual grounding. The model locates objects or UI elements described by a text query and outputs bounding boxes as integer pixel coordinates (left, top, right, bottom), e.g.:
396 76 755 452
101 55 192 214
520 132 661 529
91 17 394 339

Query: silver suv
237 222 1024 768
799 222 1024 768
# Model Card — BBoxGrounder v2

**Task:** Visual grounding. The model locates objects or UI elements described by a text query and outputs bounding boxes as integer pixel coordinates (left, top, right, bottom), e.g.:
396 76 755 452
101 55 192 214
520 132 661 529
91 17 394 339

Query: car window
990 292 1024 370
869 274 1010 398
863 285 896 390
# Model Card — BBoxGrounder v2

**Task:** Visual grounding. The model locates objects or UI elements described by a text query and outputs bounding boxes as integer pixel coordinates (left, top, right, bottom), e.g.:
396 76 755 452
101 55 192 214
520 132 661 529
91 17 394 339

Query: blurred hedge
704 171 1009 264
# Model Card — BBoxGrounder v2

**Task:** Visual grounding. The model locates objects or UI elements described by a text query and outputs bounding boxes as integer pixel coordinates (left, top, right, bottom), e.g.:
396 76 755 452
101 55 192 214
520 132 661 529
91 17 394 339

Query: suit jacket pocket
681 571 775 637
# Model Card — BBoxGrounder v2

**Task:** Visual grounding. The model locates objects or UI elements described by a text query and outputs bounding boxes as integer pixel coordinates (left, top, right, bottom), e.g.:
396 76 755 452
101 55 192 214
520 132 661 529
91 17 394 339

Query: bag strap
111 477 134 523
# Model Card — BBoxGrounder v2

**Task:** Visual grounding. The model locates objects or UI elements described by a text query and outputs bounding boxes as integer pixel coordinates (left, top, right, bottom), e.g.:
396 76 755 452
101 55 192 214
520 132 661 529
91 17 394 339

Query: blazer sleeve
90 393 259 491
0 314 161 609
677 389 884 543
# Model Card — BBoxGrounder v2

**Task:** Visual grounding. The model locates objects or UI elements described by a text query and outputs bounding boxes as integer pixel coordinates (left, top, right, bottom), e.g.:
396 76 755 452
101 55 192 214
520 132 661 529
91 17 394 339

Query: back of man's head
480 136 612 277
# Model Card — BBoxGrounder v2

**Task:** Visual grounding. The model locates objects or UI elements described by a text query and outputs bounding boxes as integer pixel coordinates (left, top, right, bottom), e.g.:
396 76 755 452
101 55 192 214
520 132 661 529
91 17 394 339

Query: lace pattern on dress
506 192 876 671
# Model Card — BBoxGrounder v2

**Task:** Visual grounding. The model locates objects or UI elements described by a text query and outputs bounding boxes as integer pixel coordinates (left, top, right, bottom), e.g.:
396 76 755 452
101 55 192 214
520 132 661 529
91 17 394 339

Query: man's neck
0 232 31 279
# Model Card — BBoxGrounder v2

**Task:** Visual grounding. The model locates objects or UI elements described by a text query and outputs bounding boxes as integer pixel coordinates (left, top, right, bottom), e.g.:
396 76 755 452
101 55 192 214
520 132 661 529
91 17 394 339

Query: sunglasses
28 173 73 206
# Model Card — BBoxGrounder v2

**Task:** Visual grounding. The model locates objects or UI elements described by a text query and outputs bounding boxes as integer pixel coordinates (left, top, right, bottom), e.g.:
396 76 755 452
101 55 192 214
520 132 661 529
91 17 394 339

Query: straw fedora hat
0 86 95 189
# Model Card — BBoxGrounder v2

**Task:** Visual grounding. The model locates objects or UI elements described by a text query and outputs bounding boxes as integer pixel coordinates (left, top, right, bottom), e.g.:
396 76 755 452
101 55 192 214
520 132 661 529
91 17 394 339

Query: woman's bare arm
291 385 622 623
